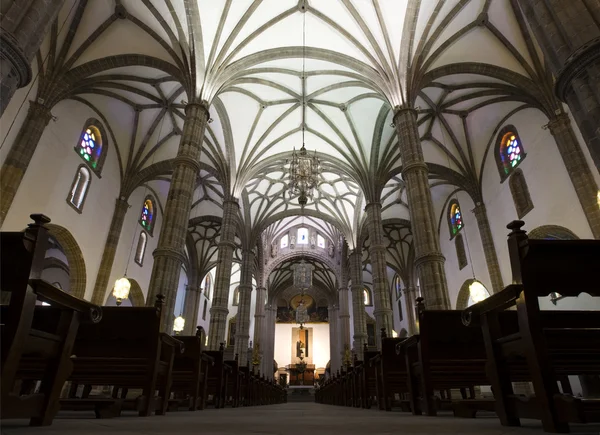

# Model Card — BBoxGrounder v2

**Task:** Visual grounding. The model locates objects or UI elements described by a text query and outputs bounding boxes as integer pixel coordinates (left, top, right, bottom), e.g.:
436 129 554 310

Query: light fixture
469 280 489 304
173 316 185 335
597 190 600 209
286 5 320 207
113 276 131 306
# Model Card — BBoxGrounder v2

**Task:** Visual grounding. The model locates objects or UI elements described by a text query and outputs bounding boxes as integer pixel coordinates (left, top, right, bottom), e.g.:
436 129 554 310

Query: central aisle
2 403 591 435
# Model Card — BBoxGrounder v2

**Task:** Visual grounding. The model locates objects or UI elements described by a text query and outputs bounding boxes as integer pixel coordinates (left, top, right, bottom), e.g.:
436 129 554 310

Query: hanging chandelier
287 4 320 207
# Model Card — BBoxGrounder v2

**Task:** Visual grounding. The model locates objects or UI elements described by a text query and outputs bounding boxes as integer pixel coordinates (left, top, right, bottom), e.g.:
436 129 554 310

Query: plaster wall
274 323 330 370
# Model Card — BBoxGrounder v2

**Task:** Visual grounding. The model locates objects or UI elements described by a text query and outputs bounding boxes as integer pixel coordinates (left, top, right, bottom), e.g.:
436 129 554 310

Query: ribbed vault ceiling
26 0 555 262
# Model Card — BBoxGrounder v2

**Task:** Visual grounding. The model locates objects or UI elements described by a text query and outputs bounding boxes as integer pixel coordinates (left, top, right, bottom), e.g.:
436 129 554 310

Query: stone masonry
207 197 239 350
364 202 395 347
0 101 52 227
90 197 130 304
517 0 600 170
394 106 450 310
473 203 505 293
348 250 367 359
146 102 209 330
547 113 600 238
234 249 255 366
253 286 266 371
0 0 65 117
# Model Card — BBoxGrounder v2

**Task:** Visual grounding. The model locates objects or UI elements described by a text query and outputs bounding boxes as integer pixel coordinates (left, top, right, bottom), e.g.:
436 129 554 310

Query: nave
5 402 599 435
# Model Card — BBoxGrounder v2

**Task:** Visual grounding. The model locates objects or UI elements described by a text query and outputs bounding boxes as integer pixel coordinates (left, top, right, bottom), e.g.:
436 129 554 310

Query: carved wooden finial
363 342 368 352
380 327 387 339
235 353 239 362
196 326 202 337
507 220 526 233
416 297 425 314
219 342 225 351
155 294 165 308
29 214 51 226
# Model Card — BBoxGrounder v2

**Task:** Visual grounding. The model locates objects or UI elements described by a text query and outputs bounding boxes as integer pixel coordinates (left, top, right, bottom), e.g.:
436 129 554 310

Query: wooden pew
61 295 182 417
203 343 231 408
370 330 410 411
462 220 600 433
399 298 514 417
225 354 243 407
169 326 215 411
1 214 102 426
359 343 380 409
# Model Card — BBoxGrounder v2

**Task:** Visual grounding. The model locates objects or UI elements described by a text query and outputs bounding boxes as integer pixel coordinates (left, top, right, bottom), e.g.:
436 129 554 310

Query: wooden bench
370 331 410 411
62 295 182 417
203 343 231 408
1 214 102 426
169 326 214 411
462 220 600 433
359 343 380 409
399 299 518 417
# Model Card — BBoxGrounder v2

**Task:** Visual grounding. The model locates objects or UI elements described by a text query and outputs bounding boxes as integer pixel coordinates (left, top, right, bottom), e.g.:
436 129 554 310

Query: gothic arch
46 224 86 300
128 278 145 307
456 278 477 310
509 169 533 218
264 250 340 286
528 225 579 241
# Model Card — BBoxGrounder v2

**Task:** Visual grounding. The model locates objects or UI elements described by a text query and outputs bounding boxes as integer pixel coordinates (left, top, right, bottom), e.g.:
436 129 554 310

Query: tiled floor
2 403 599 435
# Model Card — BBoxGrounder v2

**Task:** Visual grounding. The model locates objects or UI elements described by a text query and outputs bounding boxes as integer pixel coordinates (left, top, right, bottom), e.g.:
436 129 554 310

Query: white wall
274 323 330 370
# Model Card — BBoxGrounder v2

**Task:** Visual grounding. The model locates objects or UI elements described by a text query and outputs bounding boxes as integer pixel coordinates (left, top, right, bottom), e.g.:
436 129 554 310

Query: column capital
0 31 32 88
218 240 237 249
238 284 253 292
152 247 186 263
173 154 201 172
210 306 229 315
392 104 418 122
256 286 267 292
363 201 382 212
338 287 349 293
414 252 445 268
555 37 600 101
185 100 210 118
28 100 53 123
546 112 572 133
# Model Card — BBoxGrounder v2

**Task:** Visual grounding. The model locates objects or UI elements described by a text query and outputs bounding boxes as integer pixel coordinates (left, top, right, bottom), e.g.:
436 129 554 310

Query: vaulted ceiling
27 0 556 266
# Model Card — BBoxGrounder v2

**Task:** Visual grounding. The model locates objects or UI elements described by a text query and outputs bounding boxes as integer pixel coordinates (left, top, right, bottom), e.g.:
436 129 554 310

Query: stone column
0 0 65 116
472 203 505 293
548 113 600 238
364 202 394 347
404 286 418 336
394 107 450 309
253 286 266 371
89 197 130 304
348 251 368 358
327 304 339 371
234 250 254 366
337 286 351 363
264 305 276 379
0 101 52 227
146 102 209 330
182 284 201 335
207 197 238 349
516 0 600 169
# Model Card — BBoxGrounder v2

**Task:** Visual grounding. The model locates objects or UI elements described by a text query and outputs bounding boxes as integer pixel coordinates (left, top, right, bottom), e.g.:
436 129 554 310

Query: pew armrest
160 333 185 353
461 284 523 327
397 335 419 355
29 279 102 323
368 354 380 367
201 353 215 365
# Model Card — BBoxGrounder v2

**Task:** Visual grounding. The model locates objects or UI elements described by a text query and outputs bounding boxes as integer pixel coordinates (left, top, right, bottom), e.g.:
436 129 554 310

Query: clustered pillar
394 106 450 309
547 113 600 238
182 284 202 335
516 0 600 170
146 102 209 330
253 286 267 372
337 286 351 364
0 101 53 227
348 251 367 359
234 250 255 366
263 304 277 379
364 202 394 346
0 0 65 117
327 304 339 372
90 197 130 305
473 203 505 293
207 197 239 349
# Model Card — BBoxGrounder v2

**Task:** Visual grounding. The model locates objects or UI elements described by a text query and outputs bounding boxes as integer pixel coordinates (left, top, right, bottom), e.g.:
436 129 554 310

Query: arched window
232 287 240 306
281 234 289 249
202 300 208 320
67 165 91 212
468 281 490 307
75 120 106 175
227 317 237 346
397 299 403 322
134 231 147 266
447 199 463 239
509 169 533 218
495 125 526 181
203 274 212 299
139 196 156 235
317 234 325 249
392 274 402 299
297 227 308 244
455 233 468 270
363 288 372 306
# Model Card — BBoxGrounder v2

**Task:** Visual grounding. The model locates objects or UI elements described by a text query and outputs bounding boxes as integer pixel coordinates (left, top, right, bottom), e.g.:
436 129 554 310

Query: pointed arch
509 169 534 218
128 278 145 307
66 165 91 213
139 195 156 235
45 224 86 300
447 199 464 239
455 234 468 270
495 125 526 182
75 119 108 176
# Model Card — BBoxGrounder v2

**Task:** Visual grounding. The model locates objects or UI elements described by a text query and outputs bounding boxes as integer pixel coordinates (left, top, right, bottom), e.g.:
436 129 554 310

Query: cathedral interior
1 0 600 434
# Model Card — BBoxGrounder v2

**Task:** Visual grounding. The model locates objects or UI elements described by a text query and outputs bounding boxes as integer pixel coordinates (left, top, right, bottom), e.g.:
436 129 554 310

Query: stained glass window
297 227 308 244
448 200 463 238
139 197 154 233
78 126 102 169
495 126 527 181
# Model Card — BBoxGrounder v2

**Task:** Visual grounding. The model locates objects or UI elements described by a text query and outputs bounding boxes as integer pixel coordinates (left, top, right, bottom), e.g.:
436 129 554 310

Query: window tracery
67 165 91 212
448 200 463 239
495 126 526 181
139 196 155 235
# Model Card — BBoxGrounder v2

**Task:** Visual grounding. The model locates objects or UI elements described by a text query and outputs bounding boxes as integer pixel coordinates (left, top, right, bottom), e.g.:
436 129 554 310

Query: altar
287 363 316 386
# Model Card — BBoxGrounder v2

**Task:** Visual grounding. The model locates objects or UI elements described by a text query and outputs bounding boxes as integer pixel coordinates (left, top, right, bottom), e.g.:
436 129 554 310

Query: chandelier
287 5 320 207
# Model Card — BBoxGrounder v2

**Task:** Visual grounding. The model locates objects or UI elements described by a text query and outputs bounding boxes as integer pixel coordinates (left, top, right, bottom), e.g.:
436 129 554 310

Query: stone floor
2 403 600 435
